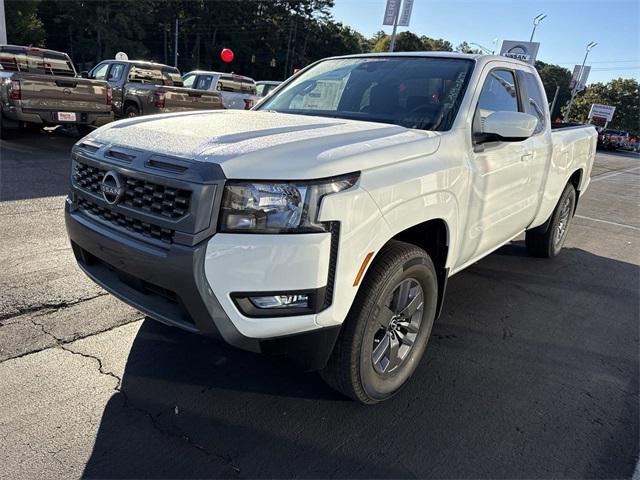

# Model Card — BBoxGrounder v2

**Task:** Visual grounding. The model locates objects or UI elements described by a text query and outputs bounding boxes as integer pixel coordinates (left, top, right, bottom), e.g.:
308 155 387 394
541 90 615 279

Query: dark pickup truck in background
84 60 223 118
0 45 113 140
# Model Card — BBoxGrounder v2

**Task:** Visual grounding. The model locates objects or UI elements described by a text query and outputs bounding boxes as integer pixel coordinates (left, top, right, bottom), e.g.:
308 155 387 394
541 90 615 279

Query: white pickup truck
65 53 596 403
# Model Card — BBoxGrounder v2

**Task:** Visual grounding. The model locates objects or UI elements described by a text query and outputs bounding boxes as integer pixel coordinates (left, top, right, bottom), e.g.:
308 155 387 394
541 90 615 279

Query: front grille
73 161 191 219
78 198 175 244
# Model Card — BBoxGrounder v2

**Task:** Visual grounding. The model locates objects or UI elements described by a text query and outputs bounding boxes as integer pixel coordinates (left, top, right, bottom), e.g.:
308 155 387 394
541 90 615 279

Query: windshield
258 56 474 131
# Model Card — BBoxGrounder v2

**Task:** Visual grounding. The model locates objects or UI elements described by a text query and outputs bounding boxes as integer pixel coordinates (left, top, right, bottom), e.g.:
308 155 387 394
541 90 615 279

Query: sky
331 0 640 85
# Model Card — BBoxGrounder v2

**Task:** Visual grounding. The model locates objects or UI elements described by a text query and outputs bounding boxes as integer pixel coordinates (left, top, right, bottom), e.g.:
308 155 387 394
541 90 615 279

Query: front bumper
65 198 341 370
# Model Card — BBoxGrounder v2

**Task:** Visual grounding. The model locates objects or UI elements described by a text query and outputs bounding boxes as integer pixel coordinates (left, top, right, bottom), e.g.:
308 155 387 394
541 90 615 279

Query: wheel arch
384 218 450 319
123 97 141 115
568 168 583 213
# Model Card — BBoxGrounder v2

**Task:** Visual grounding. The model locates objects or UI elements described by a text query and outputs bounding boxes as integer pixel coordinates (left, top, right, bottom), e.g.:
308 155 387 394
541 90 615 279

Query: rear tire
124 104 140 118
526 183 577 258
321 241 438 404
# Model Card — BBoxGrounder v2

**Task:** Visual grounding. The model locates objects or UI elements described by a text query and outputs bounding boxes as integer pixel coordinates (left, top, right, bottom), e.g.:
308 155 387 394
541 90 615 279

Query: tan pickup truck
84 60 223 118
0 45 113 140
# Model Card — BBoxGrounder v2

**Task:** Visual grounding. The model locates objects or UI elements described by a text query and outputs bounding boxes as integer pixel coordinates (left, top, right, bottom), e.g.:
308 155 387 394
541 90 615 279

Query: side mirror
80 70 89 78
481 111 538 142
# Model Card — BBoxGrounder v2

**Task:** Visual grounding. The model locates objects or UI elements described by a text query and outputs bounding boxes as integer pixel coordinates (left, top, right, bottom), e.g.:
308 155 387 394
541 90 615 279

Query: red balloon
221 48 234 63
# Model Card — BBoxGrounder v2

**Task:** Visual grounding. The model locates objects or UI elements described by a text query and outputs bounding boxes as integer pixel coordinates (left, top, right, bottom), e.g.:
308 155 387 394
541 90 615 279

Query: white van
182 71 257 110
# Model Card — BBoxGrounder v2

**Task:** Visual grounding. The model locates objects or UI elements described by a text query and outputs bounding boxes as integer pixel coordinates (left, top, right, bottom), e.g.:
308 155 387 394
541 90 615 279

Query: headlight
218 172 359 233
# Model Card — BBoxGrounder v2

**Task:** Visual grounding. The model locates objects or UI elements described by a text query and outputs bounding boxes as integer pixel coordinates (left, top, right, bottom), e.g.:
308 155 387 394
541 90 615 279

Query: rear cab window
0 46 76 77
128 64 184 87
241 79 257 95
217 76 243 93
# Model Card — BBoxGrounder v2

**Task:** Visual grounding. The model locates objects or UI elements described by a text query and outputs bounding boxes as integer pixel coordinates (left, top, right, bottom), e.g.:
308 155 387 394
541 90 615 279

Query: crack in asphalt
0 293 109 323
18 316 241 475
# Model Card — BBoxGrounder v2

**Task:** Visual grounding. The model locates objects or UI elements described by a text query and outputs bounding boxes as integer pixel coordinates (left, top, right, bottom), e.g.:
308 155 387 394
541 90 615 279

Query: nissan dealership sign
499 40 540 65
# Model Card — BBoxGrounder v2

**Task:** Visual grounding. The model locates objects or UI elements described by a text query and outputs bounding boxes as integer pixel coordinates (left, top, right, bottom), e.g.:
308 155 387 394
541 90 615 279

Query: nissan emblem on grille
100 171 124 205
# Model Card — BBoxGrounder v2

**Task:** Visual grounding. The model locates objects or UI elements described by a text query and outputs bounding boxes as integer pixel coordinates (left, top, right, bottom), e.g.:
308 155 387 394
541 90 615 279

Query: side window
92 63 110 81
196 75 214 90
108 63 125 82
520 72 547 135
256 84 265 96
182 73 196 89
477 69 519 115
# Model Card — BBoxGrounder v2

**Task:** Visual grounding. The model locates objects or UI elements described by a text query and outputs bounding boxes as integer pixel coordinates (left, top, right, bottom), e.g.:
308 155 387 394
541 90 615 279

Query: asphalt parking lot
0 128 638 479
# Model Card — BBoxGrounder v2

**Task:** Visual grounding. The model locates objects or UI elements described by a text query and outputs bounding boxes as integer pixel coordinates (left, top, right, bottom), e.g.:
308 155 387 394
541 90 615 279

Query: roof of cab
0 44 70 57
184 70 256 82
330 51 533 69
109 60 179 70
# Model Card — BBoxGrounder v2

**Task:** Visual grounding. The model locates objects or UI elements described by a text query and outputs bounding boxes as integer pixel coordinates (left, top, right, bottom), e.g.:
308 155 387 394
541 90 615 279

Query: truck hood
89 110 441 179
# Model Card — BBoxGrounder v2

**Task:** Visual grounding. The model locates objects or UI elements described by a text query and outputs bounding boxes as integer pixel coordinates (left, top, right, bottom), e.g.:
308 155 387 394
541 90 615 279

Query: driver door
458 68 537 265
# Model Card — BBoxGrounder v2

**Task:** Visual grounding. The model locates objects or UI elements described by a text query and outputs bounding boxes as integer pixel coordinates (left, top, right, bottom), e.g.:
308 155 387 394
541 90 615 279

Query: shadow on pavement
0 127 79 202
83 244 639 478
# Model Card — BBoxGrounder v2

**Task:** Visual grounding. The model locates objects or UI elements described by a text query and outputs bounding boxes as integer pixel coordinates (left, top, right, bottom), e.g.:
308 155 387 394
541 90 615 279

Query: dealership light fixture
530 13 547 42
564 41 599 122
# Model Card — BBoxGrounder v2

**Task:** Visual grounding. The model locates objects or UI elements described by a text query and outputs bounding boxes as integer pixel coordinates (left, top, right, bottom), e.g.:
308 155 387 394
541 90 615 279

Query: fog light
250 294 309 309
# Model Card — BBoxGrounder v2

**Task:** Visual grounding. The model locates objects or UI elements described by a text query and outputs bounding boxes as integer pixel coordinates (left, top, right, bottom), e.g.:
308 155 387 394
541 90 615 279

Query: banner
577 66 591 92
383 0 402 25
398 0 414 26
499 40 540 65
569 65 581 89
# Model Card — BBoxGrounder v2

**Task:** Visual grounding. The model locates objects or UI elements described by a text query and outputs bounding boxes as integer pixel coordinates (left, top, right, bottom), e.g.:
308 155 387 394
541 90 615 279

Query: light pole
564 41 597 122
470 43 493 55
388 1 401 52
0 0 6 44
174 17 199 68
530 14 547 42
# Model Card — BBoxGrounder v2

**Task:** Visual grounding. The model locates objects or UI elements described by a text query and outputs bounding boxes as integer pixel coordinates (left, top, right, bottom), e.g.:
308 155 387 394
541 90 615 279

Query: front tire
321 241 438 404
526 182 577 258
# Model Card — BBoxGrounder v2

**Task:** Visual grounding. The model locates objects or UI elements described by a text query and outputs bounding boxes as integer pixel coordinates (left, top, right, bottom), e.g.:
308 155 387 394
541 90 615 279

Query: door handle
521 152 533 161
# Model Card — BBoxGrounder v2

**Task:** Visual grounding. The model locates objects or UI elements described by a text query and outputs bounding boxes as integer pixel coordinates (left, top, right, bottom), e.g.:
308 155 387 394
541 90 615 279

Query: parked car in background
597 128 629 150
0 45 113 140
255 80 282 98
182 71 257 110
84 60 223 118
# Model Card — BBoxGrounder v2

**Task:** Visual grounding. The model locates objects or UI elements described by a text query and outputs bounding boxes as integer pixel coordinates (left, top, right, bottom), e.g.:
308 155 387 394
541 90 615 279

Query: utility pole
530 14 547 42
174 18 179 68
0 0 7 44
388 1 401 52
564 41 597 122
284 20 293 79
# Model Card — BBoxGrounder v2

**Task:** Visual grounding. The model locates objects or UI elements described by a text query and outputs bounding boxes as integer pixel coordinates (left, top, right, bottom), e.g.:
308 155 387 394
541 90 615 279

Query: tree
420 36 453 52
455 41 482 54
534 61 572 120
372 31 423 52
568 78 640 136
5 0 46 46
